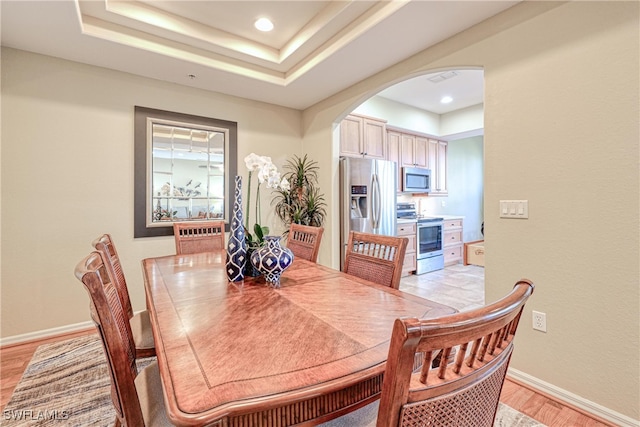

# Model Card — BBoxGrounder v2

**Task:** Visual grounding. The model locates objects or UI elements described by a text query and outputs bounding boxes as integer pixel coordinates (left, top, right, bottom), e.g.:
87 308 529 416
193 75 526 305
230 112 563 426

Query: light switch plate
500 200 528 219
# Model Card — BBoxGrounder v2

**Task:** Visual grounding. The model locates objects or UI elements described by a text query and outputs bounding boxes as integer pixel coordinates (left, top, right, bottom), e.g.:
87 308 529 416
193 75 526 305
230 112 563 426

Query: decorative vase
250 236 294 287
243 246 262 277
226 176 247 282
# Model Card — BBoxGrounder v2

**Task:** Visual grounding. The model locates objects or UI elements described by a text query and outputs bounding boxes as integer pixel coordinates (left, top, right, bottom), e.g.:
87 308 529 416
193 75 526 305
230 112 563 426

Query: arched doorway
337 68 485 311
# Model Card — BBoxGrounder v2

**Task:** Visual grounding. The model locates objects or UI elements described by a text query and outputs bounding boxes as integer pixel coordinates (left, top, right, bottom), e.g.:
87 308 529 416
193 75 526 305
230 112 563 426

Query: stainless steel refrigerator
339 157 397 269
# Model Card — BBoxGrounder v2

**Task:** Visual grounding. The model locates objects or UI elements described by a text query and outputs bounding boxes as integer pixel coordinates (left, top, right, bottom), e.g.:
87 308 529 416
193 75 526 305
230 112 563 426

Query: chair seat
135 361 173 426
131 310 156 358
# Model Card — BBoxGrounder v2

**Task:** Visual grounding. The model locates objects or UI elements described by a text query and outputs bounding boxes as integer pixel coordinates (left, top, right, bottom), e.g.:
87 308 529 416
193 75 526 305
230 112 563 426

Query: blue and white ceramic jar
250 236 294 287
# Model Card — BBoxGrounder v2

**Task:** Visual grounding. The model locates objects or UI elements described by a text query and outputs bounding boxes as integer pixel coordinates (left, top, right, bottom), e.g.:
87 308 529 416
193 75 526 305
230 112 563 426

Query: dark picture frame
134 106 237 238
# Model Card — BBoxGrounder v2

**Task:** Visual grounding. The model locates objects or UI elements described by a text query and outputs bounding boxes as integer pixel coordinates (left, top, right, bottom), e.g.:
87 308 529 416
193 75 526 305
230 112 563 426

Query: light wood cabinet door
386 130 402 183
340 114 386 159
400 134 416 168
428 139 448 196
397 222 417 276
340 115 363 157
436 140 448 194
362 118 386 159
400 133 429 169
415 136 429 168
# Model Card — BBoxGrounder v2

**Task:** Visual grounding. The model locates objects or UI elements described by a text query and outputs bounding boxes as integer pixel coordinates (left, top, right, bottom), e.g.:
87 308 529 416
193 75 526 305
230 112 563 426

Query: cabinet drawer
444 230 462 246
444 245 462 263
397 223 416 235
444 219 462 229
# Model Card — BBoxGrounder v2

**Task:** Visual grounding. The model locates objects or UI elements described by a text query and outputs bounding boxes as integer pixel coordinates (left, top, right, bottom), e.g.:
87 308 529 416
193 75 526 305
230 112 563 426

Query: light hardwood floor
1 266 614 426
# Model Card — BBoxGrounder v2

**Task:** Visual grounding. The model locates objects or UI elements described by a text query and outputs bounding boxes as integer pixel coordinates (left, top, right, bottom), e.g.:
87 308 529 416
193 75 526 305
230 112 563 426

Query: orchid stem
256 183 261 226
245 171 252 231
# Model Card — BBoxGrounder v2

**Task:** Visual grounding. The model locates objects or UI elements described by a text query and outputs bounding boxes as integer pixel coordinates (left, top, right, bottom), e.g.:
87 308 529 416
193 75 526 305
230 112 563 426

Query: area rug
2 335 545 426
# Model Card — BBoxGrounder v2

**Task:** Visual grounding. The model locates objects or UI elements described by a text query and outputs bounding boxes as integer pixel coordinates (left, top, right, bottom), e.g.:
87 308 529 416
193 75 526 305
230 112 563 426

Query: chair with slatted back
376 279 534 426
173 220 225 255
74 251 172 427
287 223 324 263
322 280 534 427
343 231 408 289
93 234 155 358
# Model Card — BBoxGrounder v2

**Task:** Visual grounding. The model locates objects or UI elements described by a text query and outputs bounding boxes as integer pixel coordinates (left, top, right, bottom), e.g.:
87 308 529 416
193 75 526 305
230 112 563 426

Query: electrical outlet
532 311 547 332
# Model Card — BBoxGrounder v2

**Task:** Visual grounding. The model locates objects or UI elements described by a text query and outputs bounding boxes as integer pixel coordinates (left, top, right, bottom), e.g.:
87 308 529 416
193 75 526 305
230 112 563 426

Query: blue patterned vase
250 236 294 287
244 246 262 277
226 176 247 282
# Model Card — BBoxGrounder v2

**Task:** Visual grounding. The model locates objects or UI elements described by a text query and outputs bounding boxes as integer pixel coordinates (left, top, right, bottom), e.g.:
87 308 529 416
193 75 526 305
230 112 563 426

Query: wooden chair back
344 231 408 289
376 280 535 427
173 220 225 254
74 251 144 426
287 224 324 263
92 234 133 319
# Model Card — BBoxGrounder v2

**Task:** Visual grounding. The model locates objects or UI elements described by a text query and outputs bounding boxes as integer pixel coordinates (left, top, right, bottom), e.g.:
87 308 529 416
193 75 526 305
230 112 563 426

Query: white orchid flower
257 161 277 184
279 177 290 191
244 153 267 172
266 171 282 189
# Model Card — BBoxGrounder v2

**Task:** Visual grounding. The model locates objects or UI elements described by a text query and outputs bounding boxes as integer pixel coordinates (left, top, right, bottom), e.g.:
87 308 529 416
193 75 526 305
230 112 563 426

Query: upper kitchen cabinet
340 114 387 159
428 139 448 196
386 130 402 183
400 133 428 169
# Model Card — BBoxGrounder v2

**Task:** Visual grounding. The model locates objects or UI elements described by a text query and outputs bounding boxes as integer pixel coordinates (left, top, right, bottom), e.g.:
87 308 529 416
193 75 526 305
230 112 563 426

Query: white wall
0 48 302 338
353 96 440 135
302 1 638 422
440 103 484 138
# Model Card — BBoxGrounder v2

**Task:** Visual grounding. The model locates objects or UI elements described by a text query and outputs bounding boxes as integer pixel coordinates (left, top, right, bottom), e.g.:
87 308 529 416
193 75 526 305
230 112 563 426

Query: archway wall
302 1 639 422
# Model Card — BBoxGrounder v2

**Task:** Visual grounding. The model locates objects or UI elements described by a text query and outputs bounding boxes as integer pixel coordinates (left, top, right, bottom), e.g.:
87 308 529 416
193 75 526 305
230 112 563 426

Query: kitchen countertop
397 218 417 224
437 215 464 220
397 215 464 224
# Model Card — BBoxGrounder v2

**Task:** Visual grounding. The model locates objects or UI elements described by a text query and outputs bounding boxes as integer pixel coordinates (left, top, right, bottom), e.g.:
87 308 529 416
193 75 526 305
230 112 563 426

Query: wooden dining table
142 250 456 427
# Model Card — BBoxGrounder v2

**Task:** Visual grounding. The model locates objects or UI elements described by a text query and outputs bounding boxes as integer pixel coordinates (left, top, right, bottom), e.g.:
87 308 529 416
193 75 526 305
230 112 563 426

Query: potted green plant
272 154 327 233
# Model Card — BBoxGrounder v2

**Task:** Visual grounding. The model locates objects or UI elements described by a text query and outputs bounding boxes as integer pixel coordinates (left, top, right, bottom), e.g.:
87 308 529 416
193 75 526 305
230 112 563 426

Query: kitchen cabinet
386 130 402 183
399 134 428 169
387 126 448 195
443 218 463 266
339 114 386 159
397 222 417 276
428 139 448 196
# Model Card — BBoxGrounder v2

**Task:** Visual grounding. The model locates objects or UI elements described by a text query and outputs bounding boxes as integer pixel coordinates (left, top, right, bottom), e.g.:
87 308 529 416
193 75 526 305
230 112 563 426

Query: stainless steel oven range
416 217 444 274
397 203 444 275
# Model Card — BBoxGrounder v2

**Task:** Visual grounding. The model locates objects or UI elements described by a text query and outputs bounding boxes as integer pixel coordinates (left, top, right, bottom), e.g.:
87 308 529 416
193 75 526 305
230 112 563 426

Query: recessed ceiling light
255 18 274 32
441 96 453 104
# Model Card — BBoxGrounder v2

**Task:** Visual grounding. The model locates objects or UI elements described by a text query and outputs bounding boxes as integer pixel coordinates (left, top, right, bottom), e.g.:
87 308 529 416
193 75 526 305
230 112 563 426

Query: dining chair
74 251 172 427
173 220 225 254
323 279 534 427
92 234 155 358
286 223 324 263
343 231 408 289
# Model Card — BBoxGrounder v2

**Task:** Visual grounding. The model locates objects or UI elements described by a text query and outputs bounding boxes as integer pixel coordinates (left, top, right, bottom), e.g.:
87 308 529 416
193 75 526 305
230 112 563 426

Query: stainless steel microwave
402 167 431 193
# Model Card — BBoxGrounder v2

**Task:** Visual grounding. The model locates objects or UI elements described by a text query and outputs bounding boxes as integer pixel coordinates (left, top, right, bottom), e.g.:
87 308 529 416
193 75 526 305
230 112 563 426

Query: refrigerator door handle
372 173 381 230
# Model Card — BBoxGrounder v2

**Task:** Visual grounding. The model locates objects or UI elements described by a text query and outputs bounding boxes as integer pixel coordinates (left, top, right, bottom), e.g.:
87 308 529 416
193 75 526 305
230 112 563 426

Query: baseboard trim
508 368 639 427
0 321 95 348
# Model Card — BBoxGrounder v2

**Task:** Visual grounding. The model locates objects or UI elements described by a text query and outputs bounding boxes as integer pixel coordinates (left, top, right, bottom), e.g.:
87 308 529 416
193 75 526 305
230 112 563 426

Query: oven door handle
371 173 380 230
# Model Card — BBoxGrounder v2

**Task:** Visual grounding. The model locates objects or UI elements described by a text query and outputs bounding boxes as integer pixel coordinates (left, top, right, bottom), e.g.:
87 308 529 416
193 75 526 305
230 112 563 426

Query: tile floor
398 264 485 312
